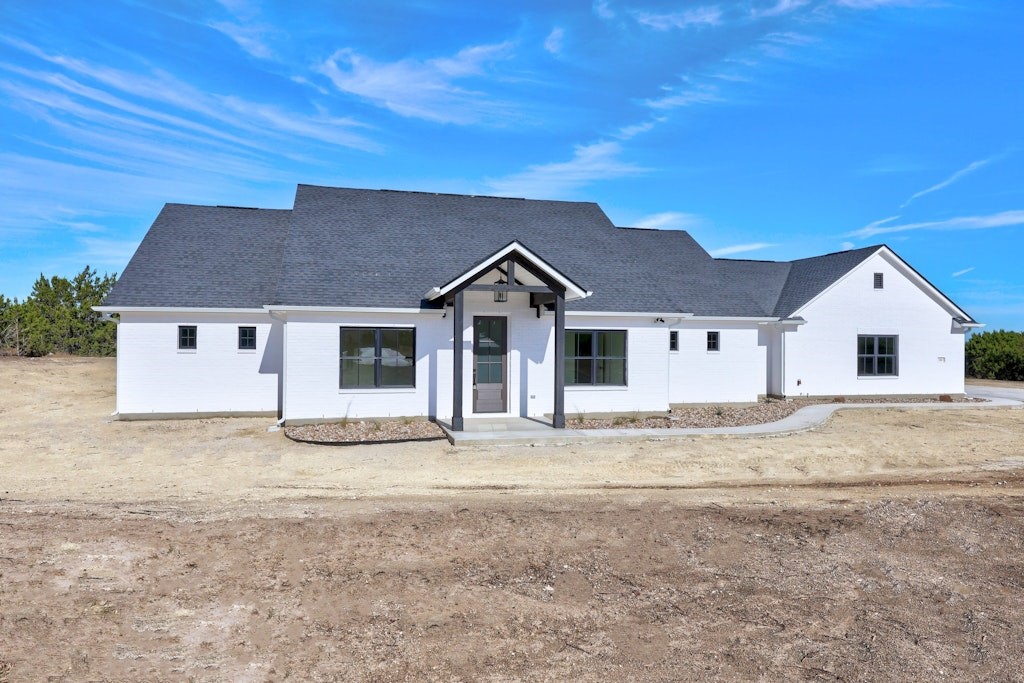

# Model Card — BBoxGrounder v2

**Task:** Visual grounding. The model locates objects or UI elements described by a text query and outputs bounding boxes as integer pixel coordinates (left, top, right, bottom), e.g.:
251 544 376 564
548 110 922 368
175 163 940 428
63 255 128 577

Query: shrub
965 330 1024 381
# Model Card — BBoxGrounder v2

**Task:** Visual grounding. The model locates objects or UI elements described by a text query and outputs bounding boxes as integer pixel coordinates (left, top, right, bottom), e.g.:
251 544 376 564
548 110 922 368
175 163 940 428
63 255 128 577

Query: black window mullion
374 329 383 388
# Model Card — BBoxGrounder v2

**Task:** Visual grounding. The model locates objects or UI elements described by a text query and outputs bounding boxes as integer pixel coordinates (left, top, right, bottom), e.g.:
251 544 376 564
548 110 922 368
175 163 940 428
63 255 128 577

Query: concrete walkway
440 389 1023 446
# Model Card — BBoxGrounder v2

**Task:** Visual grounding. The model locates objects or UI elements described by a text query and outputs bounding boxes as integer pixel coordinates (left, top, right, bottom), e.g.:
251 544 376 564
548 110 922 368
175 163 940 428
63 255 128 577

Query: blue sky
2 0 1022 329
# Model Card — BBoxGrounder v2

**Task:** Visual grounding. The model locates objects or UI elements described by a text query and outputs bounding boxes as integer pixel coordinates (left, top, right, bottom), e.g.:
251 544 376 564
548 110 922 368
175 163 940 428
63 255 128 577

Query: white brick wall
780 251 967 396
283 310 444 422
282 294 559 422
668 323 767 403
563 316 670 415
116 311 281 416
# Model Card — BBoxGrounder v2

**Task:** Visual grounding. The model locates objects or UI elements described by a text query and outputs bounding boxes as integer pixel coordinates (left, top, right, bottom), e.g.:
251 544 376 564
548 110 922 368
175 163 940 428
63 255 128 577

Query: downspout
780 327 786 398
268 309 287 424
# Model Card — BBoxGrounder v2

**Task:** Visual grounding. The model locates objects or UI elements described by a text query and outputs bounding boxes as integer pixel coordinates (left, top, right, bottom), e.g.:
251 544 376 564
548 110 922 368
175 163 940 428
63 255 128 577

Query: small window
669 330 679 352
857 335 898 376
178 325 197 350
340 327 415 388
874 272 884 289
707 331 720 352
238 326 256 350
565 330 627 386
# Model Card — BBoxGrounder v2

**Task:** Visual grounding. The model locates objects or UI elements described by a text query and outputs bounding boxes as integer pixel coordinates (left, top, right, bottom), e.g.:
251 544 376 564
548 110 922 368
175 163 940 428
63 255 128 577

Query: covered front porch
423 241 591 432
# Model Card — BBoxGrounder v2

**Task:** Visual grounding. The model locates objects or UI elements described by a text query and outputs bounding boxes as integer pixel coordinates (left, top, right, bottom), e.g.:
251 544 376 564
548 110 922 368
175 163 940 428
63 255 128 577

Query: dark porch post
452 289 464 431
553 290 565 428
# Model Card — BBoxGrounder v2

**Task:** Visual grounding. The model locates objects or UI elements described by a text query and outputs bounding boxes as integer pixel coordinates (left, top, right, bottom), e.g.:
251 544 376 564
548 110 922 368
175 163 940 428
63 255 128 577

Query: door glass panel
475 319 504 384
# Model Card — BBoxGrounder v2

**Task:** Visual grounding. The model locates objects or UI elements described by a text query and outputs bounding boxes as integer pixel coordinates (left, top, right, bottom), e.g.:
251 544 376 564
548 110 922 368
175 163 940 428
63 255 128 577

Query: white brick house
96 184 980 428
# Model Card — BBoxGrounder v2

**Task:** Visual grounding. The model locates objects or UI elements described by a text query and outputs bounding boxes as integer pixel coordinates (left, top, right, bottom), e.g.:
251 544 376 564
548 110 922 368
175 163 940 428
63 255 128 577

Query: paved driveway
967 385 1024 402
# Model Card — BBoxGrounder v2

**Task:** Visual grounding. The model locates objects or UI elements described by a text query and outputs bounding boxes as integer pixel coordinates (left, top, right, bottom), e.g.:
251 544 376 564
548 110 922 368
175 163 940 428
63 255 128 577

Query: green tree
965 330 1024 381
11 266 118 357
0 293 22 354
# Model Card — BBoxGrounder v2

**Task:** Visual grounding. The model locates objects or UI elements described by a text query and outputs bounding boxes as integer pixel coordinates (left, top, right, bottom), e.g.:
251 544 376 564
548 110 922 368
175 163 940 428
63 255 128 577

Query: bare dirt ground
2 357 1024 681
966 377 1024 389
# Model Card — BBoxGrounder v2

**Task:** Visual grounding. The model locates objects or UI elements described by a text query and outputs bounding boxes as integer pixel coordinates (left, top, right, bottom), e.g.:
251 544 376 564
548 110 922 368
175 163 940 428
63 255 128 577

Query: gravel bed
572 395 985 430
286 420 446 445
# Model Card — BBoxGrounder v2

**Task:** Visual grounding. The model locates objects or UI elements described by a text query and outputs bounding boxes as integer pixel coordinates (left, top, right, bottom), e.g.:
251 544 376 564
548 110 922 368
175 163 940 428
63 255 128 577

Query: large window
178 325 197 350
857 335 898 376
565 330 627 386
340 327 415 388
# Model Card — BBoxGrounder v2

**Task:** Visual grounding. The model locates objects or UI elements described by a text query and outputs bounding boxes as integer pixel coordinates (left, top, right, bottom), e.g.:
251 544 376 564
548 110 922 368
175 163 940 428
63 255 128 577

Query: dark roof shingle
102 185 967 321
104 204 289 308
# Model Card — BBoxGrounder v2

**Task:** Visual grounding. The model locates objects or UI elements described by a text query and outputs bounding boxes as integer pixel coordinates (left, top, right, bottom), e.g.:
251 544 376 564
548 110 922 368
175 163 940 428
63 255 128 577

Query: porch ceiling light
494 277 508 303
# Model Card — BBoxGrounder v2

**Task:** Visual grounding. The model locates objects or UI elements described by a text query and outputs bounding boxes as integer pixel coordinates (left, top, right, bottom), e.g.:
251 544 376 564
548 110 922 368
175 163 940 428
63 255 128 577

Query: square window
857 334 898 376
564 330 627 386
707 331 720 352
669 330 679 352
178 325 197 350
238 326 256 350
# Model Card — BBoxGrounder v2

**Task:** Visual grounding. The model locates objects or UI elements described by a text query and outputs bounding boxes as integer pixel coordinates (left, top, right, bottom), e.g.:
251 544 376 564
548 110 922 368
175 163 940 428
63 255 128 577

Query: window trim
178 325 197 350
857 334 898 377
339 326 416 389
669 330 679 352
565 329 628 386
238 326 257 351
707 330 720 352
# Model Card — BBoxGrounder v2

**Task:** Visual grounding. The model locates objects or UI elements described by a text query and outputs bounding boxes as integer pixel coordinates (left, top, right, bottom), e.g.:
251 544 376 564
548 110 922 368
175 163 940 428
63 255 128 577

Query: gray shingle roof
769 246 881 317
275 185 618 309
103 204 290 308
102 185 972 322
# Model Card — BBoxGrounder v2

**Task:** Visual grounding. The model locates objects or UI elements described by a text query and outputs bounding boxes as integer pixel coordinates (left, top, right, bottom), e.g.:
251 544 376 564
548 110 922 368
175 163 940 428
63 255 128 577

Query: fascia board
424 241 590 301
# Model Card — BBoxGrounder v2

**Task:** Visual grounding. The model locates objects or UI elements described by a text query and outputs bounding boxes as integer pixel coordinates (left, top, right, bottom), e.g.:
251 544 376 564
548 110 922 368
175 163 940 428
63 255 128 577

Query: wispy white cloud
900 157 994 208
544 27 565 55
833 0 924 8
208 20 273 60
755 0 812 18
633 6 723 31
593 0 616 20
848 210 1024 239
0 40 379 152
632 211 708 230
952 267 975 278
709 242 779 257
207 0 275 60
840 240 856 250
319 42 516 124
644 83 721 110
75 236 141 269
485 141 647 198
615 116 666 140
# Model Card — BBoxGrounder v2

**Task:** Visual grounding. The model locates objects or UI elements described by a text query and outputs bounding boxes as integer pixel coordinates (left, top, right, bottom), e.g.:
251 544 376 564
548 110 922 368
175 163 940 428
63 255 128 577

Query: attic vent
873 272 884 289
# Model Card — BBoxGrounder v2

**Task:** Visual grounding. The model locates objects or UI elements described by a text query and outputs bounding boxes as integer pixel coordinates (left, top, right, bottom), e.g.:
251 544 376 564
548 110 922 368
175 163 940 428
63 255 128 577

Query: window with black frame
178 325 197 350
857 335 898 376
340 327 415 388
238 326 256 350
565 330 627 385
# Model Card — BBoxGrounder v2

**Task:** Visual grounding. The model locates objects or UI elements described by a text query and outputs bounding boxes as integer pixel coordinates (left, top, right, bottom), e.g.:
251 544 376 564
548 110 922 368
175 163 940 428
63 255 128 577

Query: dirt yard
2 357 1024 681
